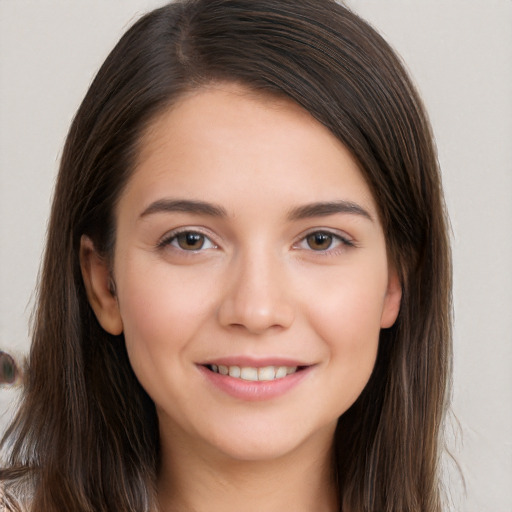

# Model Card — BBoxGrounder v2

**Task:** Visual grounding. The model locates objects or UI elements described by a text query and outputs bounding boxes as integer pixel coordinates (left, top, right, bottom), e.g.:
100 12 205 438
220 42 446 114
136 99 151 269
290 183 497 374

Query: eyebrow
139 199 228 219
139 198 373 222
287 200 373 222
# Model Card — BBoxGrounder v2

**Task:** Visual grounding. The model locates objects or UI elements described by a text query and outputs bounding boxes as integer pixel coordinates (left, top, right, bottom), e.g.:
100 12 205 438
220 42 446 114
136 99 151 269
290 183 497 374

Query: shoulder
0 483 27 512
0 484 11 511
0 484 8 511
0 484 6 511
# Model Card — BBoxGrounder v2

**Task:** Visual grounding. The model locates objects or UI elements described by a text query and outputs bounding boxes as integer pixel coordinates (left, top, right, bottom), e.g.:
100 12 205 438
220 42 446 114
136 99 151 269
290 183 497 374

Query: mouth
198 360 313 400
204 364 305 382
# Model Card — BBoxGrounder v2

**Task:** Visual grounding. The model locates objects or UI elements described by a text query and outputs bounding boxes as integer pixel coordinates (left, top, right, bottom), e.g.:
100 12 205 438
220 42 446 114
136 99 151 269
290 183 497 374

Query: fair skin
80 84 401 512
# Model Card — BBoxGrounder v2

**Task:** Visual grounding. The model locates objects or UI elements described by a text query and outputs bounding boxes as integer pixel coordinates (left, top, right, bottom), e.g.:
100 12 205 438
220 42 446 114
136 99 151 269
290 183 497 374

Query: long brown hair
1 1 452 510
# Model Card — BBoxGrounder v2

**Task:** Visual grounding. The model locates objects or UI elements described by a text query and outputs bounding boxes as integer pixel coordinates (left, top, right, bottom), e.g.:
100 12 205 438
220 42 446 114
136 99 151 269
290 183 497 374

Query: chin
203 416 337 464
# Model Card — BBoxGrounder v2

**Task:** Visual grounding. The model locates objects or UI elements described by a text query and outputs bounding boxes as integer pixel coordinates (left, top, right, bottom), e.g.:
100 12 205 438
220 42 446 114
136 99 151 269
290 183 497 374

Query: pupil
308 233 332 250
178 232 204 250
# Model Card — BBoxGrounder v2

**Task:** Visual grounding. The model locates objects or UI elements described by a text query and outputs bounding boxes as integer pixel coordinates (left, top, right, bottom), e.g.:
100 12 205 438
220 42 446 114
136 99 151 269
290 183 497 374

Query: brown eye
159 230 217 252
176 232 207 250
306 232 334 251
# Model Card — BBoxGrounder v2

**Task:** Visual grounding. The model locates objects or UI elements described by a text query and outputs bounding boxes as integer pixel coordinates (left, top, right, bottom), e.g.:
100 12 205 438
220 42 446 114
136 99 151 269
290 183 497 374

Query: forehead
123 83 378 219
136 84 323 166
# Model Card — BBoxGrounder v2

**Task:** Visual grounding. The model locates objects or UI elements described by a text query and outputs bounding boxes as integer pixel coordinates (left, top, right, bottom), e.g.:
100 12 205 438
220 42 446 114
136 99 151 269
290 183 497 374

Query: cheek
304 264 387 401
316 288 382 366
306 258 388 341
114 260 216 379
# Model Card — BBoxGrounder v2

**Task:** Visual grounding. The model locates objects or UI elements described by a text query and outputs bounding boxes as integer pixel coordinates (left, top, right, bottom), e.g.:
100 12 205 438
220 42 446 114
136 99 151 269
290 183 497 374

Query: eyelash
157 228 217 252
293 230 355 254
157 228 355 255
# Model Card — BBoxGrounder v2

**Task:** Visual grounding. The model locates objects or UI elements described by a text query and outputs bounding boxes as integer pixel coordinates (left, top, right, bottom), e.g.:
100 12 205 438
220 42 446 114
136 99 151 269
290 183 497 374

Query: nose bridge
217 243 294 333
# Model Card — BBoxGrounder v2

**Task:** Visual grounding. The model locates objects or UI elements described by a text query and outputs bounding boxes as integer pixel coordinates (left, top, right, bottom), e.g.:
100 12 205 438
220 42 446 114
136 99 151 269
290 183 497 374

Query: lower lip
198 365 312 401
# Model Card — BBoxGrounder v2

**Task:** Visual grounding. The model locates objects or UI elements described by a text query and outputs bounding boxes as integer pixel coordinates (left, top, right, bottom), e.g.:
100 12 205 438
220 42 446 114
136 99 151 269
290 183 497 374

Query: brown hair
1 1 451 510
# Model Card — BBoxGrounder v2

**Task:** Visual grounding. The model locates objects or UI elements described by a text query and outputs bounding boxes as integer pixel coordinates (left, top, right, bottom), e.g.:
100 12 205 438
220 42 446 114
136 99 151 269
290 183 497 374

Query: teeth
275 366 287 379
209 364 299 381
228 366 241 378
258 366 275 381
240 367 259 381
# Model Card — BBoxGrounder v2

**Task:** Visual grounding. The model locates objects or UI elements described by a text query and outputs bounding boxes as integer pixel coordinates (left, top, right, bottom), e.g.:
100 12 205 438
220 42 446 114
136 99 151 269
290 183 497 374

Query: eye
306 232 336 251
295 230 353 252
160 230 217 251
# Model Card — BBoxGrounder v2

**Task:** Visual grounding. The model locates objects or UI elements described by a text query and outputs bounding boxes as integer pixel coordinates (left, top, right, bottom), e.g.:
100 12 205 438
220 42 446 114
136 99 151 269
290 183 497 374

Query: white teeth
275 366 287 379
209 364 299 381
228 365 241 378
258 366 275 381
240 367 259 381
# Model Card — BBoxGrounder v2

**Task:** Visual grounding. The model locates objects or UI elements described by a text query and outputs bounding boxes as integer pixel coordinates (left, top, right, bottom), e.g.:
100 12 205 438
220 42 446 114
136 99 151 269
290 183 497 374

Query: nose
216 249 295 334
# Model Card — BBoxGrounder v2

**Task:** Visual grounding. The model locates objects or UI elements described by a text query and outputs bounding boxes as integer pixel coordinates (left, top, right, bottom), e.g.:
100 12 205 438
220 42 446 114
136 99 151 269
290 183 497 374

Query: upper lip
197 356 311 368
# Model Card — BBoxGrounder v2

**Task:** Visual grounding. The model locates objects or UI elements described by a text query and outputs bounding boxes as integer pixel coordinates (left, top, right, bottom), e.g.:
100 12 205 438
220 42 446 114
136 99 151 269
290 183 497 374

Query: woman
0 1 452 510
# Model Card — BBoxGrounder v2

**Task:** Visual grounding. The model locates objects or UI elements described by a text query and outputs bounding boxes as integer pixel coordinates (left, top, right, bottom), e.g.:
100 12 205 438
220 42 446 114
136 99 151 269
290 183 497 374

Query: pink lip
197 363 313 402
198 356 308 368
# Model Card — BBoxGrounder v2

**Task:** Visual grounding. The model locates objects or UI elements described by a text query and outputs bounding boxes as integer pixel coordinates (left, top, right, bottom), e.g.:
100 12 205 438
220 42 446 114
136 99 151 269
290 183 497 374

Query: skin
81 84 401 512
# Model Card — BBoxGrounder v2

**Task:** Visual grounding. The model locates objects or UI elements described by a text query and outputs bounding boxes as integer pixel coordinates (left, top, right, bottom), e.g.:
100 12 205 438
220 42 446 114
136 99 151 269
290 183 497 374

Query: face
82 84 401 464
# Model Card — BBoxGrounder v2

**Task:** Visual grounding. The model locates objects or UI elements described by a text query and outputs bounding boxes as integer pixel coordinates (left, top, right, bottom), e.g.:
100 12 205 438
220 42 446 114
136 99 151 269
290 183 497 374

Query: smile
199 362 312 401
207 364 298 381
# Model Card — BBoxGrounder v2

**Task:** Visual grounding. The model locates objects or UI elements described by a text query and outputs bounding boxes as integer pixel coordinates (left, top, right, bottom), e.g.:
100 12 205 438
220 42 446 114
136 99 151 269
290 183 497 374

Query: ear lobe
79 235 123 335
380 266 402 329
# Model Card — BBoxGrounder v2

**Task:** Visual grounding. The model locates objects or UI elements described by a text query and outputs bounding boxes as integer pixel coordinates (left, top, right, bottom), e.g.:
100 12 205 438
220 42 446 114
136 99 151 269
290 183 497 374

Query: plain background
0 1 511 510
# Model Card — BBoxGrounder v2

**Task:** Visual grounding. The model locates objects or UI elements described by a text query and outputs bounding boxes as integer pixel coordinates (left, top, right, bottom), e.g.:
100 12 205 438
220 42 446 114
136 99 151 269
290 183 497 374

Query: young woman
0 1 452 511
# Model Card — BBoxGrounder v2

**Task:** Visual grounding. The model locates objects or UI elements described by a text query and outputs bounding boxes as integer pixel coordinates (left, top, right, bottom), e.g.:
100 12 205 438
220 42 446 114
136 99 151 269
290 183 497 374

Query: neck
157 425 338 512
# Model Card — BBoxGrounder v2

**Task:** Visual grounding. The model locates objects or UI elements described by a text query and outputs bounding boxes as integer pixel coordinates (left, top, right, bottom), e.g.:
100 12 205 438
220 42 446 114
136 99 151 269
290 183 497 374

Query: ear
380 265 402 328
79 235 123 335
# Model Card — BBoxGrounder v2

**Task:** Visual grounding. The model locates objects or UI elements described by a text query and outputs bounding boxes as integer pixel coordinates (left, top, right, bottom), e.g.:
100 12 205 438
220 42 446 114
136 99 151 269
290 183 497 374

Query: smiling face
81 84 401 465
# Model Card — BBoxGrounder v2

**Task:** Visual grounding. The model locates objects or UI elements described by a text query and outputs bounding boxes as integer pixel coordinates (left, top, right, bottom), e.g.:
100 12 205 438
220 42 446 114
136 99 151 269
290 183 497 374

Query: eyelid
292 228 355 252
157 226 219 251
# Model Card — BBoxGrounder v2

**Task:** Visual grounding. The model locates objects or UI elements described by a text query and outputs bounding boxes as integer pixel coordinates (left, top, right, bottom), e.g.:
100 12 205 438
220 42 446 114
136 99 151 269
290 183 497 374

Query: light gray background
1 1 511 511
